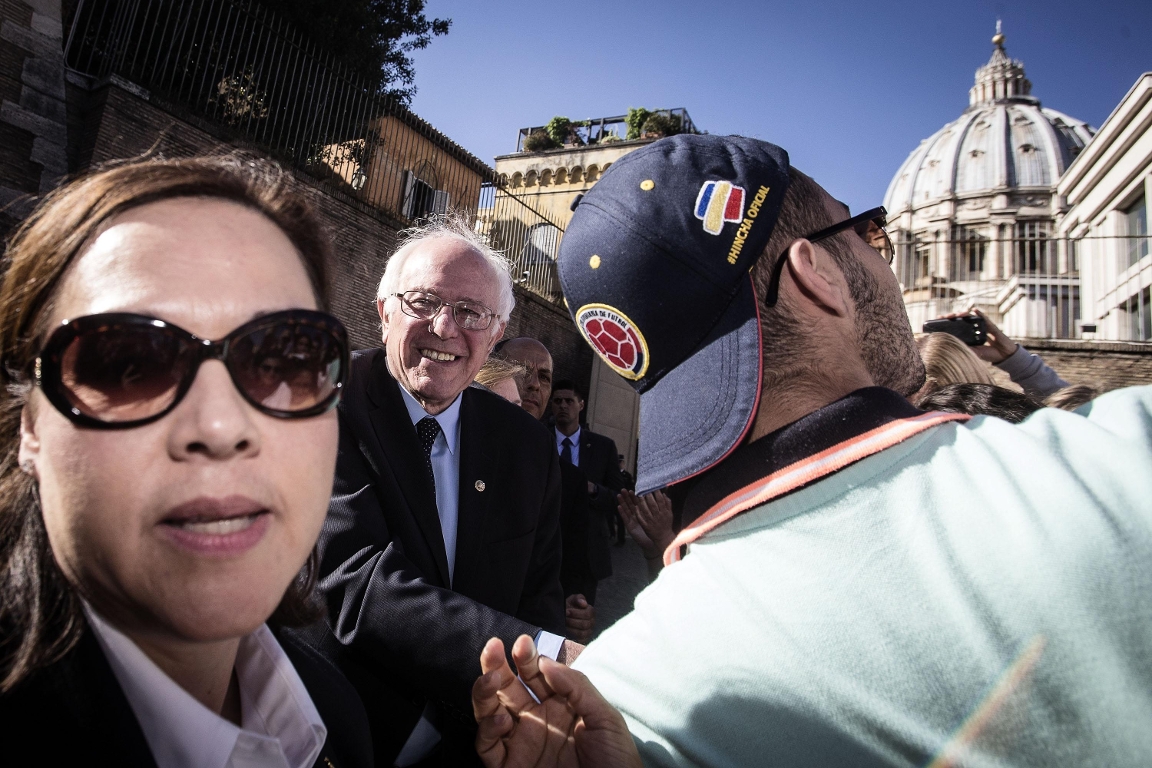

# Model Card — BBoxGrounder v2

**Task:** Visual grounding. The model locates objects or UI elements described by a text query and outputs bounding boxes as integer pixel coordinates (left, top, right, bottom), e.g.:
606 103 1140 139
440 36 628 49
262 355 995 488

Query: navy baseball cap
558 134 790 494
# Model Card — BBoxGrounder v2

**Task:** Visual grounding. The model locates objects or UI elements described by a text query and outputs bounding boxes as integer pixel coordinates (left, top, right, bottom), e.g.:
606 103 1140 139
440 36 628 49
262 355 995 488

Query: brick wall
0 0 67 238
1018 338 1152 394
73 81 392 349
3 72 594 385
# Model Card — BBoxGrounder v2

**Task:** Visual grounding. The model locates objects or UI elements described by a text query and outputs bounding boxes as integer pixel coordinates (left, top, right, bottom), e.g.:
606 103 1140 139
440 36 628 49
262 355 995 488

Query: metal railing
63 0 572 305
475 182 566 304
514 109 697 153
64 0 491 225
895 234 1151 341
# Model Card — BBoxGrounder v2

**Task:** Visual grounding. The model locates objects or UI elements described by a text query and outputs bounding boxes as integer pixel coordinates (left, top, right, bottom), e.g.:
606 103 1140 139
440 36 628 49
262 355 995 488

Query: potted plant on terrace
523 129 557 152
641 112 682 138
546 116 587 147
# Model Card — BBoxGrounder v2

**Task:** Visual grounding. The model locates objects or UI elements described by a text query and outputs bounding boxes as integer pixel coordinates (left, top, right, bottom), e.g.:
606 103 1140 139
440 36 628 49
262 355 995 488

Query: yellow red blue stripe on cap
695 180 746 236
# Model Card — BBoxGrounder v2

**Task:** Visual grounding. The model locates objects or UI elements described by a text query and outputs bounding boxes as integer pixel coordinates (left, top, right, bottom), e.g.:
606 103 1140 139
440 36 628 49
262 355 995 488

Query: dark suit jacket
558 458 593 597
0 624 373 767
312 348 565 763
556 427 624 582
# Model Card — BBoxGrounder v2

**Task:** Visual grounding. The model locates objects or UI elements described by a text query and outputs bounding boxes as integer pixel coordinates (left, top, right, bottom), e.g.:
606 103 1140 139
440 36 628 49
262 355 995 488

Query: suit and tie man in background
497 337 553 421
550 380 624 614
309 217 571 767
498 340 599 641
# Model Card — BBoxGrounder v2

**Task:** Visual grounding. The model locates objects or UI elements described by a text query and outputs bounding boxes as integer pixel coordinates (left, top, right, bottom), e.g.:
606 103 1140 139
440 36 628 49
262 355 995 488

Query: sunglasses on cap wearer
34 309 349 429
763 206 893 308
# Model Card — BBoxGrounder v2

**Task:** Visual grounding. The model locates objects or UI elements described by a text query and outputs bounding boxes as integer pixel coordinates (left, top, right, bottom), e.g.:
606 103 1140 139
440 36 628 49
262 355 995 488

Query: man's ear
785 239 852 318
18 404 40 472
377 298 390 342
487 320 508 355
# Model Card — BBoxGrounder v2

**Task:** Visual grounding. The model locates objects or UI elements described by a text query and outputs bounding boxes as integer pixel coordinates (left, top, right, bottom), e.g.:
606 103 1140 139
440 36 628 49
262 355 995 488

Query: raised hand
617 489 674 560
473 635 575 767
473 635 642 768
938 308 1017 363
565 594 595 644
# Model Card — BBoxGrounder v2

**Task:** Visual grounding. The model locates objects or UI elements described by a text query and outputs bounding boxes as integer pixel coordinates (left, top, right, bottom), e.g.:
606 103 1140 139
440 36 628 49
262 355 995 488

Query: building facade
1057 73 1152 342
884 26 1095 339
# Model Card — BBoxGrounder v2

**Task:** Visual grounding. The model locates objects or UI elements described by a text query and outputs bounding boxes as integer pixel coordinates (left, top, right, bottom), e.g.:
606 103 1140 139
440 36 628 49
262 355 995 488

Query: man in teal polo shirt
470 135 1152 768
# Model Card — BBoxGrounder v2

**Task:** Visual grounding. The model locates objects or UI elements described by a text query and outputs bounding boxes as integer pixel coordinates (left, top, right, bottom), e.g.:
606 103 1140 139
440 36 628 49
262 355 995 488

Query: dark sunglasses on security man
34 309 349 429
764 206 893 308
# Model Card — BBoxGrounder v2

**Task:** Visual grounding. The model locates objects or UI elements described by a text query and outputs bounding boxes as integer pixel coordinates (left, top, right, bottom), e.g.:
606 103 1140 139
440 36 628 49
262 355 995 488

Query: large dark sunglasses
34 309 349 429
764 206 892 308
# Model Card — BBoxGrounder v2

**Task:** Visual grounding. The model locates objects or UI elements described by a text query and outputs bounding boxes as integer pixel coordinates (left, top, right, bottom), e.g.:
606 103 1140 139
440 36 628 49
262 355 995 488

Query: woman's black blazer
0 622 373 767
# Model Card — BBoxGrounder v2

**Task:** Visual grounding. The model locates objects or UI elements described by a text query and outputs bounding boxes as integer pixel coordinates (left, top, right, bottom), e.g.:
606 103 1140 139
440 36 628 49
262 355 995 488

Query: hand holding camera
924 308 1018 363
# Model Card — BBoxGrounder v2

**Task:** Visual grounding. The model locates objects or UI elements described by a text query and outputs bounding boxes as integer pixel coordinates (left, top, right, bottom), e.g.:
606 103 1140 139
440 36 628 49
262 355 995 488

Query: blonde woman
475 357 527 406
914 331 995 404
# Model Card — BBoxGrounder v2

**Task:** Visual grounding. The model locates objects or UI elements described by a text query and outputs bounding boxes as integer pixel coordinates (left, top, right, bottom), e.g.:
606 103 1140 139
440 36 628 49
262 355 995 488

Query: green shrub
523 129 557 152
546 116 588 146
641 112 682 138
625 107 652 140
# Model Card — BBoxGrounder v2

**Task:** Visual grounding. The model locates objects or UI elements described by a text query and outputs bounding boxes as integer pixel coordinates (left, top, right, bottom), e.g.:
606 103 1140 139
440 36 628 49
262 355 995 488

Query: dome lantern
970 22 1032 107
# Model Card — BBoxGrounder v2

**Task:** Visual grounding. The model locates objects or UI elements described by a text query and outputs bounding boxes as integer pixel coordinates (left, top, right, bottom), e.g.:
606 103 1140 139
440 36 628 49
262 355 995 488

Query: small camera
922 316 988 346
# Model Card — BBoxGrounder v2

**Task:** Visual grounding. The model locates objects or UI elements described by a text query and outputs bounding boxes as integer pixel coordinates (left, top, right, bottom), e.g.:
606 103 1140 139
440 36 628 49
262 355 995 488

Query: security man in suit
550 379 624 607
310 216 570 767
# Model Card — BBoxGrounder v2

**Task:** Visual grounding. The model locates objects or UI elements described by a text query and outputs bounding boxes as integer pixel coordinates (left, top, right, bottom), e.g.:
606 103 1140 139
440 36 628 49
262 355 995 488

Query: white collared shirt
555 426 582 467
84 606 327 768
398 385 463 582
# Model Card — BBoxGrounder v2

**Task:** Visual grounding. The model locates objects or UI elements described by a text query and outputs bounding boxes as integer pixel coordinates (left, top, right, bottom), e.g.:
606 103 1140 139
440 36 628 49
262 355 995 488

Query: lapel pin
475 480 486 492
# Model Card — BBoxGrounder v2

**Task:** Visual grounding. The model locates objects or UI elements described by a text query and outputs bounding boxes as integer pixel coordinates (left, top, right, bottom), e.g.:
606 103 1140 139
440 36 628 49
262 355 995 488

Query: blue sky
408 0 1150 214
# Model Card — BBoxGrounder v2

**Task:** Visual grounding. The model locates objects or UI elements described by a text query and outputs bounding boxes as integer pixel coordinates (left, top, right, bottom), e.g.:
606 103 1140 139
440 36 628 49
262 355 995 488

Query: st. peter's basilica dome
881 25 1096 339
885 26 1094 214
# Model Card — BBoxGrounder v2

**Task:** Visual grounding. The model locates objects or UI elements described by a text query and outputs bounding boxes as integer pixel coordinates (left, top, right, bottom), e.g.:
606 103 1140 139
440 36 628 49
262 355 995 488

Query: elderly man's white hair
377 213 515 322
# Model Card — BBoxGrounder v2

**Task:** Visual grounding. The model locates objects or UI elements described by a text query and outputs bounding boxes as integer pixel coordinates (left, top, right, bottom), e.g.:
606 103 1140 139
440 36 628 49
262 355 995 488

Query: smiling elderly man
309 217 568 767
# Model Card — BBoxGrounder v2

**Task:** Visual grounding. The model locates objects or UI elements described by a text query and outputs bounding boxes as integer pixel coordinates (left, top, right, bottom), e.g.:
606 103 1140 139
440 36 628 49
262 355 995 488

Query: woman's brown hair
0 154 333 691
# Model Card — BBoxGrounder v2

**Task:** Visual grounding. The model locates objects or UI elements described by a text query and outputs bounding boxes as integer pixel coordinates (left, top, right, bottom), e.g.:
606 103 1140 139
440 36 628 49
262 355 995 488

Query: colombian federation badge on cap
695 180 746 236
576 304 649 380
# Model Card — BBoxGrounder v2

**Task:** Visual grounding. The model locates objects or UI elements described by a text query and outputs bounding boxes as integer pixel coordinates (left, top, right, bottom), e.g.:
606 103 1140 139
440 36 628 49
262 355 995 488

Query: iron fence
64 0 572 305
64 0 491 225
475 183 565 303
893 234 1151 341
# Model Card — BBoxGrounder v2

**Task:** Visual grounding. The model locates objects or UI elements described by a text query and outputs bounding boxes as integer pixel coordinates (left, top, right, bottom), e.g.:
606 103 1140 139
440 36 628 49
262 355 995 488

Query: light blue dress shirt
393 385 566 767
555 425 582 466
398 385 462 583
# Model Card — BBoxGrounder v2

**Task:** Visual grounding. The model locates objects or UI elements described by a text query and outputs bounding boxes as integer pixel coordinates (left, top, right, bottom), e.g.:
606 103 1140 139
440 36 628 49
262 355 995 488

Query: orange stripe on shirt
664 412 970 565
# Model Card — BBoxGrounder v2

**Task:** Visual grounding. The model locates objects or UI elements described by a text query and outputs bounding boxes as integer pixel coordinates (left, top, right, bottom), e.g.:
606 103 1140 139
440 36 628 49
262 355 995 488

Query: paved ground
592 535 651 640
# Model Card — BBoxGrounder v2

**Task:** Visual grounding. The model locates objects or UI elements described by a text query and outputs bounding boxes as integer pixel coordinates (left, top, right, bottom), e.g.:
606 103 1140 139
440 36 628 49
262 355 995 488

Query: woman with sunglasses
0 156 371 766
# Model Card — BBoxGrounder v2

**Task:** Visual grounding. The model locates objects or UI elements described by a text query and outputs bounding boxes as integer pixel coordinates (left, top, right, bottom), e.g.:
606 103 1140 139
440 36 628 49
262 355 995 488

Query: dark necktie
560 436 573 465
417 416 441 497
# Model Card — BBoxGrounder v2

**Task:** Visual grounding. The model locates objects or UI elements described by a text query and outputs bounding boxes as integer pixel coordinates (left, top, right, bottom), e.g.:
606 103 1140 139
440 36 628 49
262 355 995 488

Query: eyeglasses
35 309 348 429
763 206 893 308
394 290 497 331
